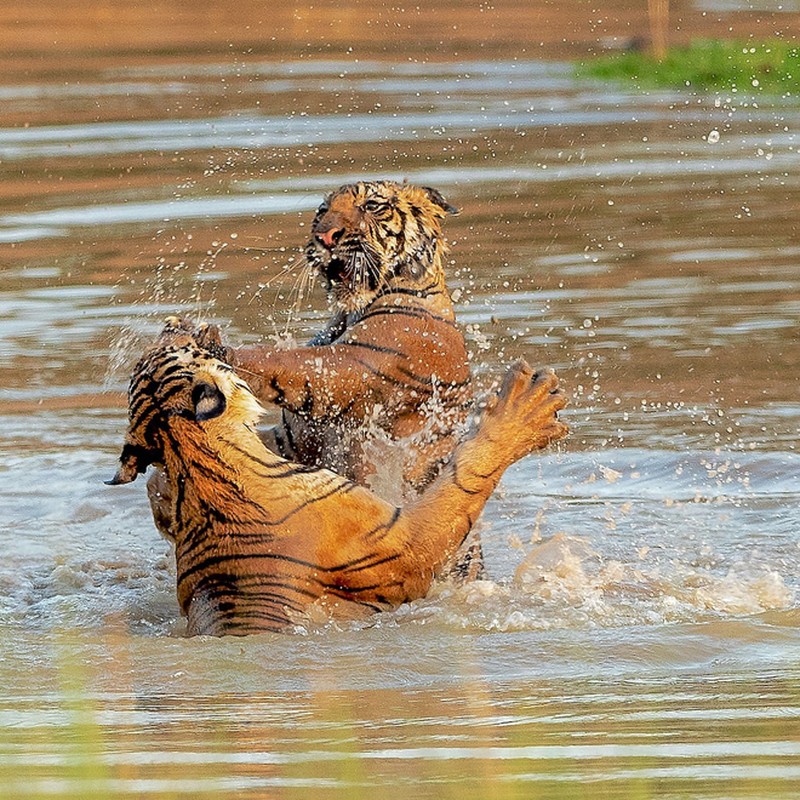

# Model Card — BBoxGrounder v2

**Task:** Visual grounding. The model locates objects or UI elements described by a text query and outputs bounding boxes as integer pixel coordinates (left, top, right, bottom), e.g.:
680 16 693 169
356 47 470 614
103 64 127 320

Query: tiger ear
192 381 226 421
422 186 459 216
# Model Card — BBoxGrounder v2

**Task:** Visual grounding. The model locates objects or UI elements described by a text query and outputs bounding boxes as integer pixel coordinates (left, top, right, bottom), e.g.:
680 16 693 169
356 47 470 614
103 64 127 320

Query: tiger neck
343 261 453 324
160 416 286 529
331 243 452 316
378 266 448 300
158 416 312 632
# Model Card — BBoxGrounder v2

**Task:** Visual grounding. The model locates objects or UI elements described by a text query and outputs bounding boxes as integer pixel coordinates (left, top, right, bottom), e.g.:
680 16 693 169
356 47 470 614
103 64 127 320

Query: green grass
578 39 800 96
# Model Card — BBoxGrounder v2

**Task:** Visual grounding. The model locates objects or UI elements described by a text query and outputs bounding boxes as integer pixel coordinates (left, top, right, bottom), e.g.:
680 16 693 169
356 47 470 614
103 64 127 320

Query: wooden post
648 0 669 60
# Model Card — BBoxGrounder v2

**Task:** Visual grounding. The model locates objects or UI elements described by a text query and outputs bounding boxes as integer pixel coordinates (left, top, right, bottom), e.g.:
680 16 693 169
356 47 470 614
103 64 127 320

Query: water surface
1 1 799 797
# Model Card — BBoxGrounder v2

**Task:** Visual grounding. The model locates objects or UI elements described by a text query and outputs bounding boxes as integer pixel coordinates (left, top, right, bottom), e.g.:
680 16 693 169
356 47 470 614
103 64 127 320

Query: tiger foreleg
401 362 568 576
446 528 487 583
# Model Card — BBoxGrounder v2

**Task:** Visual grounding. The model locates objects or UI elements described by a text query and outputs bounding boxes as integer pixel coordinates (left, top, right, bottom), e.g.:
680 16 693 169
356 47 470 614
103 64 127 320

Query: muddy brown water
1 1 799 798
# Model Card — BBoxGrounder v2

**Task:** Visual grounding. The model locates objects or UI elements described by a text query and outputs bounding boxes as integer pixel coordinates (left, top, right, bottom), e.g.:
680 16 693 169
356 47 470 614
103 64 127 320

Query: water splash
392 531 795 633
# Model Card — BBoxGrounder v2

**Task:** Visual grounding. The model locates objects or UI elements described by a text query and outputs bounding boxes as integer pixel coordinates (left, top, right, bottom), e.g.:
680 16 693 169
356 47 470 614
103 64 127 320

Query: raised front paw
161 315 196 336
487 360 568 455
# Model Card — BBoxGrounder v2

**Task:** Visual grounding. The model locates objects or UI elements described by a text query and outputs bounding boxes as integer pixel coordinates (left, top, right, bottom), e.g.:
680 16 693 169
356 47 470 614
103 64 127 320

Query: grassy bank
579 39 800 95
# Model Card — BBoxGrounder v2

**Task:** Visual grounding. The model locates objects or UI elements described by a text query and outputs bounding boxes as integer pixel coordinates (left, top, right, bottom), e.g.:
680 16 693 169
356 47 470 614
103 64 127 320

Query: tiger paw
194 322 227 354
157 317 231 363
161 315 196 335
485 360 568 457
195 323 231 363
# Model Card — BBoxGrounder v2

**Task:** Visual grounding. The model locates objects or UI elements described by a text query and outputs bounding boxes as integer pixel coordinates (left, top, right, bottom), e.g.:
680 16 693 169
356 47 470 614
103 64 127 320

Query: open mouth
323 256 352 284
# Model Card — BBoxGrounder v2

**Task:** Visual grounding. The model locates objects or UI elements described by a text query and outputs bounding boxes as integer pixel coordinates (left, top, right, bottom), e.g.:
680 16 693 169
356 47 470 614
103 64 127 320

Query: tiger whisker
284 262 315 335
360 242 389 297
246 252 306 307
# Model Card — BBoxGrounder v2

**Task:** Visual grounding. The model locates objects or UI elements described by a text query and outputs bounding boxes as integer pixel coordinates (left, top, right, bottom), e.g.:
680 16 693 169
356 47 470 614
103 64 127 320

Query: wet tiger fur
191 180 482 577
225 180 471 496
108 318 568 637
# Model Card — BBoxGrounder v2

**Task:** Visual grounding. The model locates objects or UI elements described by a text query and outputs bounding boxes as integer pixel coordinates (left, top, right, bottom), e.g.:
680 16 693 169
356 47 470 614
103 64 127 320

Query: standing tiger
108 319 568 636
214 180 471 496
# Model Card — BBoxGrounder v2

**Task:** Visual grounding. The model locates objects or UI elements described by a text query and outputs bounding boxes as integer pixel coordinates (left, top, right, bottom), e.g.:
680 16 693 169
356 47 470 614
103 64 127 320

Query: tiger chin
107 318 568 637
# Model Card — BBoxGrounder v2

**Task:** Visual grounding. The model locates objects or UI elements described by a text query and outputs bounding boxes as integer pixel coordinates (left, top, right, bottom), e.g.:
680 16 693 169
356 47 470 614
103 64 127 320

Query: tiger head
106 318 264 486
304 180 459 312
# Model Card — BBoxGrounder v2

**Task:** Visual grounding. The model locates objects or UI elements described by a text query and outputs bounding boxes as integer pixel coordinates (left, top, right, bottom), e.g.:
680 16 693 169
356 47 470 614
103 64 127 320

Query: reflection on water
1 0 799 797
2 624 800 798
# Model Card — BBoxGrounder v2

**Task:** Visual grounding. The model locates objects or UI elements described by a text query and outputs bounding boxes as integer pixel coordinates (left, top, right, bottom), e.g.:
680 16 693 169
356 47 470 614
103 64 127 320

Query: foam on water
1 428 796 640
406 535 794 634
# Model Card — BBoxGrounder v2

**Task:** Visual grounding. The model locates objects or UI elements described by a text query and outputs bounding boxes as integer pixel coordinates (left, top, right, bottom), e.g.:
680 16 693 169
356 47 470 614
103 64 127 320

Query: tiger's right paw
486 360 568 456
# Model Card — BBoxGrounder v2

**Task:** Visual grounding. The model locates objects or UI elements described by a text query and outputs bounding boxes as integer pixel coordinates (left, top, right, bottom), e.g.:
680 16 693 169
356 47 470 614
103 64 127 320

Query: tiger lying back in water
108 318 568 636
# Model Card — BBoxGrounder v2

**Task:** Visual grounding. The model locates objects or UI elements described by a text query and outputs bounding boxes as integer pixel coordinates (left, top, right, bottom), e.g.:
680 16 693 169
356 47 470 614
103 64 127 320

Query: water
1 1 799 797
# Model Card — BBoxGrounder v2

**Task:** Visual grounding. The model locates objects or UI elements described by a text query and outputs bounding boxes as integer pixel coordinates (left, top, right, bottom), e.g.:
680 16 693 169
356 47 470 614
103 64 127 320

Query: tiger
221 180 471 496
107 318 568 637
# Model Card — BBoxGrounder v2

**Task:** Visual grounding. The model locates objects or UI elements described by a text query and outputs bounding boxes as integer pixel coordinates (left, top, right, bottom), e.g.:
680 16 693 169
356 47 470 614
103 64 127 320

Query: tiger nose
315 226 344 249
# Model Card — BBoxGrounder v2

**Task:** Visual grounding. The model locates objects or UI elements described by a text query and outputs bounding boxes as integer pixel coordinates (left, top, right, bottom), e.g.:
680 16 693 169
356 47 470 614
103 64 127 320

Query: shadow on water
0 1 799 797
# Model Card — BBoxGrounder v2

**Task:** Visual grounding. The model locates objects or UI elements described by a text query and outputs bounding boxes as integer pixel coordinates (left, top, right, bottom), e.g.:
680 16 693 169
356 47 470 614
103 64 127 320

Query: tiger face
304 180 458 312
